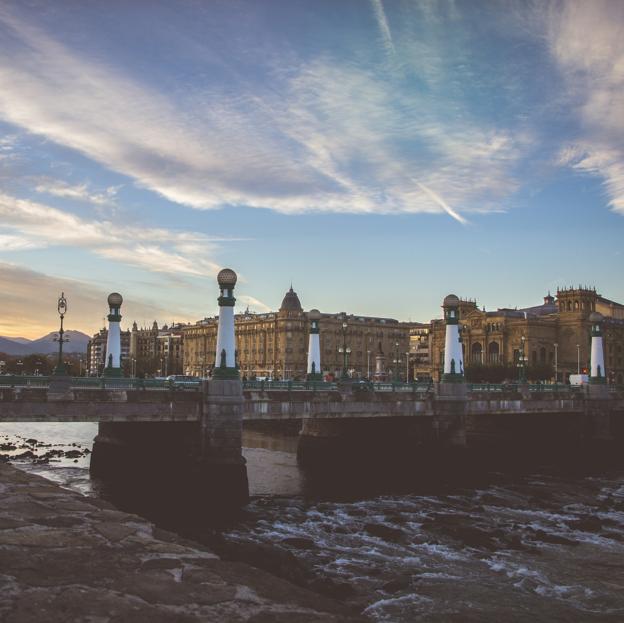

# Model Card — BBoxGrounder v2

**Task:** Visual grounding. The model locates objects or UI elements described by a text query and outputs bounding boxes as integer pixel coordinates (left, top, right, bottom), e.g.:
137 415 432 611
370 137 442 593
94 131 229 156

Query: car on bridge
166 375 200 389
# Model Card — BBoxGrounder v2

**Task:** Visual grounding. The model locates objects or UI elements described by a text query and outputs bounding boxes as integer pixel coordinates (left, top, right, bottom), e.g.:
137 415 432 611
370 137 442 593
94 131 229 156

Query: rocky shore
0 462 364 622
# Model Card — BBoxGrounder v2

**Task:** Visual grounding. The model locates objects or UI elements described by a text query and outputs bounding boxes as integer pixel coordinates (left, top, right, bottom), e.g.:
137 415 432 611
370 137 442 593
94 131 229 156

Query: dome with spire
280 285 303 312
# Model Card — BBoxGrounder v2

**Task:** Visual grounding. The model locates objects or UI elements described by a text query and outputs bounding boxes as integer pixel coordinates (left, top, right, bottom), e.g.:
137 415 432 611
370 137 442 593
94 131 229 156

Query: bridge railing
0 375 50 388
0 375 192 391
242 380 338 391
468 382 580 393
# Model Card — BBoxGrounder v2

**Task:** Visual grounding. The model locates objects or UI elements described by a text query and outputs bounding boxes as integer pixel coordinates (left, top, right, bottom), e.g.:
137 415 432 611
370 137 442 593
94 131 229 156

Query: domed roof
308 308 321 320
280 286 302 312
589 311 604 322
217 268 237 288
443 294 459 307
108 292 123 307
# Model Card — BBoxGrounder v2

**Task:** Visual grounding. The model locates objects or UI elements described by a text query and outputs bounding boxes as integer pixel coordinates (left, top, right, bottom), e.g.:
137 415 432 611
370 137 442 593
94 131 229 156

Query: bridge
1 375 623 507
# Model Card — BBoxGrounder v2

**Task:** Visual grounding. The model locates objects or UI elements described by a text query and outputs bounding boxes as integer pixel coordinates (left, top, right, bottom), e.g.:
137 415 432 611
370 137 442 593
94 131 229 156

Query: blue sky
0 0 622 337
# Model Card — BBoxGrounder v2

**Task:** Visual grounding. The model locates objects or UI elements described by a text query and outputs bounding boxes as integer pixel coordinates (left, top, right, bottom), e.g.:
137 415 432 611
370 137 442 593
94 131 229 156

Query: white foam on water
418 571 462 580
534 583 594 600
364 593 434 622
415 542 467 561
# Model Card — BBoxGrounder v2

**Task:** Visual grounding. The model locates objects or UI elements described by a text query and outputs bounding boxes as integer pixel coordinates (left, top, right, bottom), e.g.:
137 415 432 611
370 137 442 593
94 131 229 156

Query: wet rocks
420 513 501 550
364 522 405 542
0 463 364 622
381 576 412 593
281 536 318 550
527 529 579 546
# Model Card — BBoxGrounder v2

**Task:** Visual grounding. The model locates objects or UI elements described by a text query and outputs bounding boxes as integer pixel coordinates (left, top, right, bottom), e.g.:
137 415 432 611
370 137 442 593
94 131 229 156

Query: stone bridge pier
295 390 468 472
90 379 248 508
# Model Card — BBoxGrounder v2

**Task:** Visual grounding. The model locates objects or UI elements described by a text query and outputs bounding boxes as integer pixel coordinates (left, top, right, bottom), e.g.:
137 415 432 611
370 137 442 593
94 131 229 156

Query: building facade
183 286 413 381
429 288 624 384
128 321 185 377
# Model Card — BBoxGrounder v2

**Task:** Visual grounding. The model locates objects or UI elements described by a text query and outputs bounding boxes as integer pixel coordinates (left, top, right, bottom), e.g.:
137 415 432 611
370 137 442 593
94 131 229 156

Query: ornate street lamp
393 341 400 382
518 335 527 383
53 292 69 376
554 342 558 383
338 320 350 379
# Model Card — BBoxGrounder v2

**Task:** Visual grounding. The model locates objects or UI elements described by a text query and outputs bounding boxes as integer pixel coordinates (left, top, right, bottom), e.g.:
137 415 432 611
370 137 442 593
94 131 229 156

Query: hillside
0 330 90 355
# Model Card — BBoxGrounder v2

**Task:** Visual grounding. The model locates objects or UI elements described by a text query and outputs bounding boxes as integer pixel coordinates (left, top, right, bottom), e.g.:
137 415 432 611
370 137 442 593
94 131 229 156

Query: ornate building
129 321 185 377
429 287 624 383
183 286 413 380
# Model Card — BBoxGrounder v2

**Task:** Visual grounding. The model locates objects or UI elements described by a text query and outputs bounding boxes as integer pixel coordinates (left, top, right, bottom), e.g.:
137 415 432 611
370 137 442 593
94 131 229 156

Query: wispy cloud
34 179 119 207
547 0 624 214
0 4 530 221
237 294 272 314
0 192 223 277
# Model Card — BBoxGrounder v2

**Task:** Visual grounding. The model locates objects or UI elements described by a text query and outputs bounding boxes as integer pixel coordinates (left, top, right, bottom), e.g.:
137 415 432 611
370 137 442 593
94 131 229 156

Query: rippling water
2 422 623 621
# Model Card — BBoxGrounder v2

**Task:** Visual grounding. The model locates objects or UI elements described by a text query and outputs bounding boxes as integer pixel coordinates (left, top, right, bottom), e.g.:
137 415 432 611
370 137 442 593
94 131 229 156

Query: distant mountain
9 337 32 344
0 330 91 355
0 337 25 356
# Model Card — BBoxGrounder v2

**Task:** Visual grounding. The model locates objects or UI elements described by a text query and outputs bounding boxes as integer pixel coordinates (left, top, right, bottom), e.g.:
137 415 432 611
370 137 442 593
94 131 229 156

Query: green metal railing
242 380 337 391
0 375 197 391
468 382 579 393
241 379 433 392
0 375 49 388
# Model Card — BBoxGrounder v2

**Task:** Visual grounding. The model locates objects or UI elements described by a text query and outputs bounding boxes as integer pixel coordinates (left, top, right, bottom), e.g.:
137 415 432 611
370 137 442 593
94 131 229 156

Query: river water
1 422 624 621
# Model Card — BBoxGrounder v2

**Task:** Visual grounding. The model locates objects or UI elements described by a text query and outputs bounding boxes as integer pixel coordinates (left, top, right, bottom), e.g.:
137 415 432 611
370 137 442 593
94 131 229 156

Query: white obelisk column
307 309 322 379
103 293 123 377
442 294 464 381
213 268 239 378
589 312 606 384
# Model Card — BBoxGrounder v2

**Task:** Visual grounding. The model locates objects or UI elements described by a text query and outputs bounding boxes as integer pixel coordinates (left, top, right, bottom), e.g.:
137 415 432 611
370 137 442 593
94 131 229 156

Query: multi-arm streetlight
554 342 558 383
518 335 527 383
338 321 351 379
53 292 69 376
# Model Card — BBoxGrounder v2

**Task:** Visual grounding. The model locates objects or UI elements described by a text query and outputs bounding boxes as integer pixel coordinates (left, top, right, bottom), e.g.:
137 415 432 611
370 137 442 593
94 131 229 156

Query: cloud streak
414 181 468 225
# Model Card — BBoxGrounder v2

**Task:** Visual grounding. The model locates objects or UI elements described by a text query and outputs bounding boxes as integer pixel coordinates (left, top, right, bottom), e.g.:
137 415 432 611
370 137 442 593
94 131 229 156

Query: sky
0 0 623 338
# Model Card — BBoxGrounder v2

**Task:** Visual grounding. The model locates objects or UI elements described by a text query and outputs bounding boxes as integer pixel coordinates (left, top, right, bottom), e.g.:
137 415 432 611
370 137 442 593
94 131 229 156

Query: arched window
540 347 546 363
574 300 579 310
567 301 572 311
488 341 500 364
471 342 482 364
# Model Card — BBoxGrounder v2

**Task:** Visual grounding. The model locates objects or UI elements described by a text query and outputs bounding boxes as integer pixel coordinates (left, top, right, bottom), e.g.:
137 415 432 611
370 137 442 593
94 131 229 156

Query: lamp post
405 351 410 383
393 341 400 382
554 343 558 383
367 349 371 380
53 292 69 376
338 321 350 379
518 335 527 383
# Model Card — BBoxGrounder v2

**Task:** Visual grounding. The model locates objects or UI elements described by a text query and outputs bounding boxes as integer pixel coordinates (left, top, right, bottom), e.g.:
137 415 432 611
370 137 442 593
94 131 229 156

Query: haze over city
0 0 623 338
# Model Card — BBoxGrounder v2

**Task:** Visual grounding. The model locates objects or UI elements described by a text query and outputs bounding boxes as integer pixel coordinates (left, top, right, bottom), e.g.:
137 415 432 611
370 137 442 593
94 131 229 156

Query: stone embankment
0 463 363 622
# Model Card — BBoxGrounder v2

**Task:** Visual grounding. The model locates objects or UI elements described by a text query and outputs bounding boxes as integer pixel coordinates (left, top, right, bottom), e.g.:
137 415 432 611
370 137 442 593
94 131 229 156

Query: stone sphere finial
588 311 603 323
308 308 321 320
108 292 123 307
217 268 237 288
443 294 459 307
